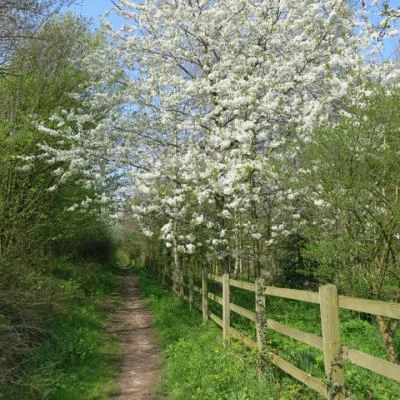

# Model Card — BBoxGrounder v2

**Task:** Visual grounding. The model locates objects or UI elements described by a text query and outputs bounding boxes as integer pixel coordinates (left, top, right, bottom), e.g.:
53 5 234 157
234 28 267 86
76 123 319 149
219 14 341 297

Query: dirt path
111 273 162 400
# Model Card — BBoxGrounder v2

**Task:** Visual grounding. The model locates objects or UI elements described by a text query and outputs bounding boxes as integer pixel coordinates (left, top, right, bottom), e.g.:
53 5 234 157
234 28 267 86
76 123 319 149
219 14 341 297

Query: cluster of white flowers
33 1 399 264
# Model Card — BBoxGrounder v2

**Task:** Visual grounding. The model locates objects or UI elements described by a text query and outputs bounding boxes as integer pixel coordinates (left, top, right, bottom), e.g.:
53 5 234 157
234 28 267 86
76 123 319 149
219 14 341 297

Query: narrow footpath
112 272 161 400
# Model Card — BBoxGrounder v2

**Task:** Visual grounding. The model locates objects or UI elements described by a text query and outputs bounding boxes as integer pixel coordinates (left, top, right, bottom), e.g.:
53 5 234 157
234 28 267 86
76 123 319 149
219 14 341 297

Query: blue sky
66 0 123 28
67 0 400 60
68 0 113 20
69 1 400 27
68 0 400 20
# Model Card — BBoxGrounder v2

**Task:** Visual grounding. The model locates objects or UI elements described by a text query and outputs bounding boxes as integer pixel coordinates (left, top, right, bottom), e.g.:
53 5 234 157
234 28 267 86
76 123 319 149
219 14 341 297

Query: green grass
136 266 319 400
0 259 121 400
205 279 400 399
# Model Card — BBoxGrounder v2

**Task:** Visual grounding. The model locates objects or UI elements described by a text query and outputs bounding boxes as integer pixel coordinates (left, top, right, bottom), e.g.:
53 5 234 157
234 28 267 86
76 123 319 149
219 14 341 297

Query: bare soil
111 273 162 400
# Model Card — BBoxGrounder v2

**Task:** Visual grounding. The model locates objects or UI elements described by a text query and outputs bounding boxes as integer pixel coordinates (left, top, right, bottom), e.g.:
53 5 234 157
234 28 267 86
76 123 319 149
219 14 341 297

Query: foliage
296 91 400 298
1 0 400 398
0 0 76 73
39 1 400 278
0 5 123 400
0 14 109 264
274 234 318 288
0 259 121 400
31 1 400 298
288 91 400 361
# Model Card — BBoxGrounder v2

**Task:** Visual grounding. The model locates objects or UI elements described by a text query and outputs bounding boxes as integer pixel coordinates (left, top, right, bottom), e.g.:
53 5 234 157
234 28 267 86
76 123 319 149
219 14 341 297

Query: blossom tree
103 0 397 276
35 1 399 279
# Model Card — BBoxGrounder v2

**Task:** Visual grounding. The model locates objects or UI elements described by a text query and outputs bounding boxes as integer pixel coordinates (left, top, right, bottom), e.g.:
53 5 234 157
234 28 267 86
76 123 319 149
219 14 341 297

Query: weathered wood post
202 269 208 323
319 284 344 399
256 278 267 376
189 269 194 312
222 273 230 347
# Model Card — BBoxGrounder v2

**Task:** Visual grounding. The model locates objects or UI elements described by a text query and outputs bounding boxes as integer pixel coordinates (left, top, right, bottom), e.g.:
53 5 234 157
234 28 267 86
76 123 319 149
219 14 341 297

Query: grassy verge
137 268 399 400
0 259 121 400
205 278 400 399
136 266 318 400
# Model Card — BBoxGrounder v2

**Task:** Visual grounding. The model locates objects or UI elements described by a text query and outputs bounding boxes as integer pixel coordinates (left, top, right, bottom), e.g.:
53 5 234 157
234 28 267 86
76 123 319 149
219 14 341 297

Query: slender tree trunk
234 256 240 278
376 315 398 363
246 256 251 281
172 232 180 294
234 219 243 278
222 255 230 274
253 240 261 278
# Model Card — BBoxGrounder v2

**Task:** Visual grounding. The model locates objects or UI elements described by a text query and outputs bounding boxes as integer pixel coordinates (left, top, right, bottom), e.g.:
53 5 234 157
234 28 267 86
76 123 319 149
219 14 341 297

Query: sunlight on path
112 273 161 400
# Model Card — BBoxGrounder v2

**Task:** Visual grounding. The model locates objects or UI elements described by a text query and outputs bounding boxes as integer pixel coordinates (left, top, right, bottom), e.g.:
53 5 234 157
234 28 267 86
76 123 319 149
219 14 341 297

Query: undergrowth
0 259 121 400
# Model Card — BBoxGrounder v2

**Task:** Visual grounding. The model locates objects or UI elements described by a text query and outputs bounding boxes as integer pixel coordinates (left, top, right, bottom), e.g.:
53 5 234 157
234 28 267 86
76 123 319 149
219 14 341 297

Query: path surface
112 273 161 400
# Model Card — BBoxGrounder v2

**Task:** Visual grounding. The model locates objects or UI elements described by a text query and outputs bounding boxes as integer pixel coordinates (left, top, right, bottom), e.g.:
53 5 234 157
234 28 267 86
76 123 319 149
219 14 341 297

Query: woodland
0 1 400 399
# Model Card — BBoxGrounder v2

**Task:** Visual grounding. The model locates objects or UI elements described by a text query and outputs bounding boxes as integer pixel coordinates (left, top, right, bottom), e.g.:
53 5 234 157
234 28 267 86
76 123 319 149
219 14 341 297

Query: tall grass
0 259 121 400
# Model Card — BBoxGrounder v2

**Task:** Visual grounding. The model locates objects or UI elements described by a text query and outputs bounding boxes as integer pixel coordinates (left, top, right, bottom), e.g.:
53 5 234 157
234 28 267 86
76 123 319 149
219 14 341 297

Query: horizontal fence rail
157 267 400 399
338 295 400 319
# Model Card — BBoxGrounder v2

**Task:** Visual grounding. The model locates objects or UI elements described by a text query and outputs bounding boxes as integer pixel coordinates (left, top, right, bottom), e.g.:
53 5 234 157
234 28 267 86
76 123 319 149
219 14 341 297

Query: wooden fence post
256 278 268 374
222 273 230 347
202 269 208 323
189 270 194 311
319 284 344 399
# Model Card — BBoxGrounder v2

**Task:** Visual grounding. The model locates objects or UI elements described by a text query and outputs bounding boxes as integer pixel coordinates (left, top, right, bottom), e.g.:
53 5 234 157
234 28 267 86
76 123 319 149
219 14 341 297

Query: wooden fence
157 268 400 399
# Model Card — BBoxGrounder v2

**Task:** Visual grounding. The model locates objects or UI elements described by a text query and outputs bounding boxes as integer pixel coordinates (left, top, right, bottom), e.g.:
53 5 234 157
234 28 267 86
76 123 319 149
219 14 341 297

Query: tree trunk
222 255 230 274
253 240 261 278
172 234 180 294
376 315 398 363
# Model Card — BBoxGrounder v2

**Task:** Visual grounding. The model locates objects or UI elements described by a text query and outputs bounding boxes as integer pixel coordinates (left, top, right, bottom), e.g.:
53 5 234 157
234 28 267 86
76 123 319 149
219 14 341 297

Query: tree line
0 2 118 397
